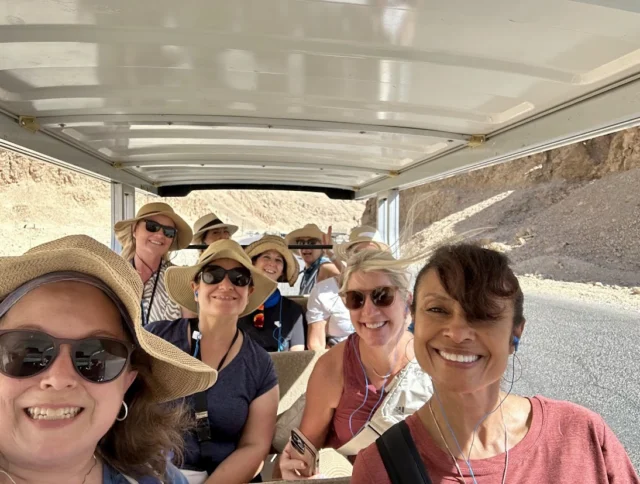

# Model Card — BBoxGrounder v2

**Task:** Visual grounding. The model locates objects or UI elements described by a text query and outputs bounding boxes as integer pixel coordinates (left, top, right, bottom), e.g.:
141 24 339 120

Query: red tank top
325 333 388 450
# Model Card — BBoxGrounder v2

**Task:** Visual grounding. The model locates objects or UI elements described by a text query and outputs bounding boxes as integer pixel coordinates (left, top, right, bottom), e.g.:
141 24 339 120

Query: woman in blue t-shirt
239 235 306 352
146 240 279 484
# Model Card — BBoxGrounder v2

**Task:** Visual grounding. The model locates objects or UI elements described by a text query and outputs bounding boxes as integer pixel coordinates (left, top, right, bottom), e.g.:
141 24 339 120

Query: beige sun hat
284 224 326 256
114 202 193 252
245 235 300 286
0 235 216 403
165 239 277 317
342 225 389 252
192 213 239 245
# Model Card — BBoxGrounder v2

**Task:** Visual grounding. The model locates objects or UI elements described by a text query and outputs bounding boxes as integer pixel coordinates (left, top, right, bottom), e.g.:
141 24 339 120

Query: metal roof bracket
467 135 486 147
18 116 40 134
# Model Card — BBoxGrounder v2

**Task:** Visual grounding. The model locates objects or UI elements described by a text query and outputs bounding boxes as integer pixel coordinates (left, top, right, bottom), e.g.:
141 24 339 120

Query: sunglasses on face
342 286 399 310
0 330 135 383
296 238 321 246
199 265 252 287
144 219 177 239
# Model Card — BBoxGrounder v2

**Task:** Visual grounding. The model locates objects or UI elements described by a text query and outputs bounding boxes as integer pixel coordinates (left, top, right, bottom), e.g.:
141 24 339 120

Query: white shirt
306 277 354 339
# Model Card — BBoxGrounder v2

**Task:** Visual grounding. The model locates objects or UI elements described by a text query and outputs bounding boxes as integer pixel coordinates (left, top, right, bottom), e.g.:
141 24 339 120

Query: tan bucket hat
342 225 389 252
285 224 326 256
165 239 277 317
0 235 216 403
192 213 239 245
114 202 193 252
245 235 300 286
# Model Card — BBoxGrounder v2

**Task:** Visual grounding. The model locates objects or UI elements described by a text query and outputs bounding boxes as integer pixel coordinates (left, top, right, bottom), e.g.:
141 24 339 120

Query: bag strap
376 420 431 484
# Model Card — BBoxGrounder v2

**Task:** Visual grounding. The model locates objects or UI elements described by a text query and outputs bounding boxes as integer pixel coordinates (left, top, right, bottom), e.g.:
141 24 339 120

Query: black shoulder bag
375 420 432 484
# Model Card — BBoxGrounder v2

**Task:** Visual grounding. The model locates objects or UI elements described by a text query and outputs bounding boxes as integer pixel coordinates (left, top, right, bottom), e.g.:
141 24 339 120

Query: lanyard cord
133 258 162 326
192 319 241 371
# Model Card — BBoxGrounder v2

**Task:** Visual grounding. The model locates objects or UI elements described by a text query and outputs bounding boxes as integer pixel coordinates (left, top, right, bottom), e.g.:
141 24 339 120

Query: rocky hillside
363 127 640 287
0 148 364 257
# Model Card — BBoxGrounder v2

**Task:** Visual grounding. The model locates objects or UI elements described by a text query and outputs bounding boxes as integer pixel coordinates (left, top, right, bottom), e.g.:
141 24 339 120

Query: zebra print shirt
140 260 182 325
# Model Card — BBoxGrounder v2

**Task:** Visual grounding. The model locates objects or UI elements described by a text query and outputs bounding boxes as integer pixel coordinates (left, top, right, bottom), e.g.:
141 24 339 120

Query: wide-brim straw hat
114 202 193 252
192 213 239 245
342 225 389 252
165 239 277 317
0 235 216 403
284 224 326 256
245 235 300 286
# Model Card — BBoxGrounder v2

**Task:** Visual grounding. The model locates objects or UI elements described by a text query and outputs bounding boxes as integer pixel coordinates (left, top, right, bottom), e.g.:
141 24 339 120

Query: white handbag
337 360 433 456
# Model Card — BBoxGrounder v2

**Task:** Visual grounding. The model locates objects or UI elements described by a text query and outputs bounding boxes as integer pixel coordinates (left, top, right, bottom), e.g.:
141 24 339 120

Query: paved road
513 293 640 472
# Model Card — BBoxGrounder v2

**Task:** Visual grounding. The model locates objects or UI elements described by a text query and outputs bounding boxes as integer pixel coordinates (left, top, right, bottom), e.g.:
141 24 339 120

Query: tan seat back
269 349 324 414
288 295 309 313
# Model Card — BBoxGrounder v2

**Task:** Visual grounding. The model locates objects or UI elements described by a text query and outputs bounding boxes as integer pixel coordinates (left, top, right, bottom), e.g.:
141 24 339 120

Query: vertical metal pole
376 190 401 257
377 195 388 248
388 189 400 257
110 183 135 252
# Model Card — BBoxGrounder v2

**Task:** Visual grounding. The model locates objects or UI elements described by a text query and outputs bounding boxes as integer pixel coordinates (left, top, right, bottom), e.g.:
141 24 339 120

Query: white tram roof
1 0 640 199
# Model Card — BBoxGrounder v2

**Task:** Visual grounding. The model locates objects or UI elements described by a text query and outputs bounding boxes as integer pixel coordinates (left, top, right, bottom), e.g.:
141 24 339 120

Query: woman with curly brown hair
0 235 217 484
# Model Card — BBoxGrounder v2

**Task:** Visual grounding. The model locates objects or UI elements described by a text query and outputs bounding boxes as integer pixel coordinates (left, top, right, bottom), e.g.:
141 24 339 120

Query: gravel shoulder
518 275 640 313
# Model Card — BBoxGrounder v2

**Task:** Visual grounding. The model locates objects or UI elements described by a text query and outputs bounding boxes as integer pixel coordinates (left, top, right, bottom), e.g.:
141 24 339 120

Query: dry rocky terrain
364 127 640 294
0 148 364 259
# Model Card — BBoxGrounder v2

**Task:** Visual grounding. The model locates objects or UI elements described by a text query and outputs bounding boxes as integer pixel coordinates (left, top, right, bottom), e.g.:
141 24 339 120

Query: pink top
325 333 388 450
352 396 639 484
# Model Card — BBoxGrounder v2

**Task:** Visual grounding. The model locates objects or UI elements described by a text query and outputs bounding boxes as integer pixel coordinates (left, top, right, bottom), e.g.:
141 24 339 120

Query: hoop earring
116 401 128 422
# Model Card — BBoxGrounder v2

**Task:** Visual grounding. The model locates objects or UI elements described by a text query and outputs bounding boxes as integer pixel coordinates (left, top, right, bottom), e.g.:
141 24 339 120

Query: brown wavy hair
412 243 525 326
97 348 192 482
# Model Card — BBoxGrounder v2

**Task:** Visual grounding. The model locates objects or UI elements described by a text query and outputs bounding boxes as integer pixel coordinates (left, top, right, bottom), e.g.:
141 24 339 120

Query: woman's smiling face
413 269 523 394
0 282 137 468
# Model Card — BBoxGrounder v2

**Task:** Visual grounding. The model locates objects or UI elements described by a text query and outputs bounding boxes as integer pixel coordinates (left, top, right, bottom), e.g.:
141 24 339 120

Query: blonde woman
239 235 305 352
114 202 193 325
0 235 216 484
306 226 388 351
146 240 280 484
279 249 416 480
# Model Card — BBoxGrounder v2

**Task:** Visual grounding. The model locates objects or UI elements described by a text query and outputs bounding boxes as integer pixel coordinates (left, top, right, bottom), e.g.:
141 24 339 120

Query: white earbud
274 321 281 328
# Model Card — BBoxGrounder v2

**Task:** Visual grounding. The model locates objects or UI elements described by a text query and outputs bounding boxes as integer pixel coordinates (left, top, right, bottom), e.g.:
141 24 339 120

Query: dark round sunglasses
144 219 177 239
199 265 252 287
342 286 398 310
0 330 135 383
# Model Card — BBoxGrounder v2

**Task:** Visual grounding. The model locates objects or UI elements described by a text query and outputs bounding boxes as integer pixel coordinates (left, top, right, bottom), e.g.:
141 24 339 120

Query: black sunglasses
342 286 398 310
0 330 135 383
295 238 321 246
199 265 252 287
144 219 177 239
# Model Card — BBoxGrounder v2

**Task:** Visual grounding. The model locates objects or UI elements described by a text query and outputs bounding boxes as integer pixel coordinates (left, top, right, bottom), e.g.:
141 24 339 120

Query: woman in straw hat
278 248 417 480
284 224 339 296
238 235 305 352
306 226 388 351
114 202 194 326
191 213 239 254
0 235 216 484
146 240 280 484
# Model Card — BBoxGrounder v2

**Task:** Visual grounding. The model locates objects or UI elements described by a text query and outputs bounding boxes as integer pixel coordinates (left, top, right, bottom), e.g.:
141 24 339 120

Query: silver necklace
428 400 509 484
0 455 97 484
